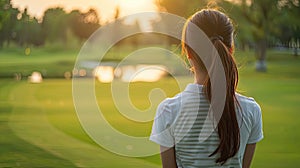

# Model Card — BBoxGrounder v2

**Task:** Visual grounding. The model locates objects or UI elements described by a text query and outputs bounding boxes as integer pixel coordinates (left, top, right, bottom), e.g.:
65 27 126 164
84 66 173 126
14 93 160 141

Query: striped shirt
150 83 263 168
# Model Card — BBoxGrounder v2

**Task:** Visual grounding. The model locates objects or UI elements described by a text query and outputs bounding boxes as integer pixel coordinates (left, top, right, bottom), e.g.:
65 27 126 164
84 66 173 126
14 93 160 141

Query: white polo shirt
150 83 263 168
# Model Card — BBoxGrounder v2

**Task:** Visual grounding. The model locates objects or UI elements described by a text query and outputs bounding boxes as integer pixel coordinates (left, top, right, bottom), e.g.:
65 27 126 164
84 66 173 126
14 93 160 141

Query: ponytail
207 38 240 165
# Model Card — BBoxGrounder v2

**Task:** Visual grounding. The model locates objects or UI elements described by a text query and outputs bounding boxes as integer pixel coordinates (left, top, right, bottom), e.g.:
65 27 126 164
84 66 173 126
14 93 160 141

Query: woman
150 9 263 168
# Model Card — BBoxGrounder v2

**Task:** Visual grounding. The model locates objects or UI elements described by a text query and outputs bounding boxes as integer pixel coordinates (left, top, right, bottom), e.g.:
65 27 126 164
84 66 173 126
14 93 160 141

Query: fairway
1 50 300 167
1 0 300 167
1 79 162 167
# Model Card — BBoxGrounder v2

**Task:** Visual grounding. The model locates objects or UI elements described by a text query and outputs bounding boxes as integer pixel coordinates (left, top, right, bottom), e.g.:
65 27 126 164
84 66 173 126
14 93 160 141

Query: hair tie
210 35 224 42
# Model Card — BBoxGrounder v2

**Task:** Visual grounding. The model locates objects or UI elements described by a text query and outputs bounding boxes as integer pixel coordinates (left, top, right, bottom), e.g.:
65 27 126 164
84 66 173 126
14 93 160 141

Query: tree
42 8 69 43
240 0 299 71
156 0 210 18
14 8 30 46
28 17 44 46
281 2 300 56
238 0 278 71
69 9 100 41
13 8 44 46
0 0 18 47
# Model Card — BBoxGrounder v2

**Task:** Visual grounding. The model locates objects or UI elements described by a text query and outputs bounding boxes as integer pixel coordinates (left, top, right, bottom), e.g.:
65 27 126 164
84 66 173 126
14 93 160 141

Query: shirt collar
184 83 204 93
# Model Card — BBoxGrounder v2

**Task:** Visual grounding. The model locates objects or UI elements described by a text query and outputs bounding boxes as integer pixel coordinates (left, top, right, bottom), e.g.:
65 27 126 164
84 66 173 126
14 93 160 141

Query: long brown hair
182 9 240 165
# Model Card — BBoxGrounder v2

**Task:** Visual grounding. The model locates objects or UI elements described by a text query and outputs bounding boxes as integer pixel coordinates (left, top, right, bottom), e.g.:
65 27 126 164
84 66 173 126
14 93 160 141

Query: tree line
0 0 100 47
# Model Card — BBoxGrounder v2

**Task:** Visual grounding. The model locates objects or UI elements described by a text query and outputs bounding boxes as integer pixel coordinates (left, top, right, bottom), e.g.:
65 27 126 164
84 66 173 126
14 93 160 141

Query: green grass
0 80 77 167
0 48 300 167
0 47 78 78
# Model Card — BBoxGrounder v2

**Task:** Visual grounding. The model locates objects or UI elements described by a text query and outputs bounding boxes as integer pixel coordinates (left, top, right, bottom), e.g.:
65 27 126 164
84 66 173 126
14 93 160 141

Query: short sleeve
149 100 175 148
247 102 264 144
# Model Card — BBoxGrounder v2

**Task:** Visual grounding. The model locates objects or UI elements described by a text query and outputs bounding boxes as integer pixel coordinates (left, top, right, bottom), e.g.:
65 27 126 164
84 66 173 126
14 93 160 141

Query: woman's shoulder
236 92 258 103
235 93 262 117
154 94 183 129
157 93 183 113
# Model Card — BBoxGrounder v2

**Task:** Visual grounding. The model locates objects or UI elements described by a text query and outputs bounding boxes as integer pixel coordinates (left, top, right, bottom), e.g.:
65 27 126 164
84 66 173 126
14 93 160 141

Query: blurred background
0 0 300 167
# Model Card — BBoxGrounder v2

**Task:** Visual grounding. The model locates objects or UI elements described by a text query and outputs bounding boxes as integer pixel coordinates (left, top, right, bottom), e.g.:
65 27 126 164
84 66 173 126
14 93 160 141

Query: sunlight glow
28 72 43 83
94 66 115 83
11 0 157 23
93 65 167 83
130 65 167 82
118 65 167 82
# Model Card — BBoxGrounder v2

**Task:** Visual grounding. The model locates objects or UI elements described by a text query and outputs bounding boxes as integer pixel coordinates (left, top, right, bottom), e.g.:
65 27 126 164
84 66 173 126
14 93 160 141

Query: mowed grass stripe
0 80 77 167
8 82 160 168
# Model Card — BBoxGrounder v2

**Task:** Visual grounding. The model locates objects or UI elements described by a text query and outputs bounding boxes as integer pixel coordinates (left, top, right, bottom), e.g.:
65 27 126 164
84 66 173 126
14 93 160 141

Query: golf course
0 47 300 167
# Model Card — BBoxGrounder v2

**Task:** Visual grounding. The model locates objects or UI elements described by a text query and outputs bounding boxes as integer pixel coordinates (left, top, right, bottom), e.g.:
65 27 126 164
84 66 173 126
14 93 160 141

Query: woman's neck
194 70 207 85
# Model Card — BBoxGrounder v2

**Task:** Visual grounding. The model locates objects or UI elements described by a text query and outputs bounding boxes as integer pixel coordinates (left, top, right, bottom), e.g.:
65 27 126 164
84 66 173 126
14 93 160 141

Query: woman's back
150 83 263 167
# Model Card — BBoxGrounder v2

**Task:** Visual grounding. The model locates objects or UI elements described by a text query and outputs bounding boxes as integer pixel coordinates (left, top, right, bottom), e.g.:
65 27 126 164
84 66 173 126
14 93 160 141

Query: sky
11 0 158 23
